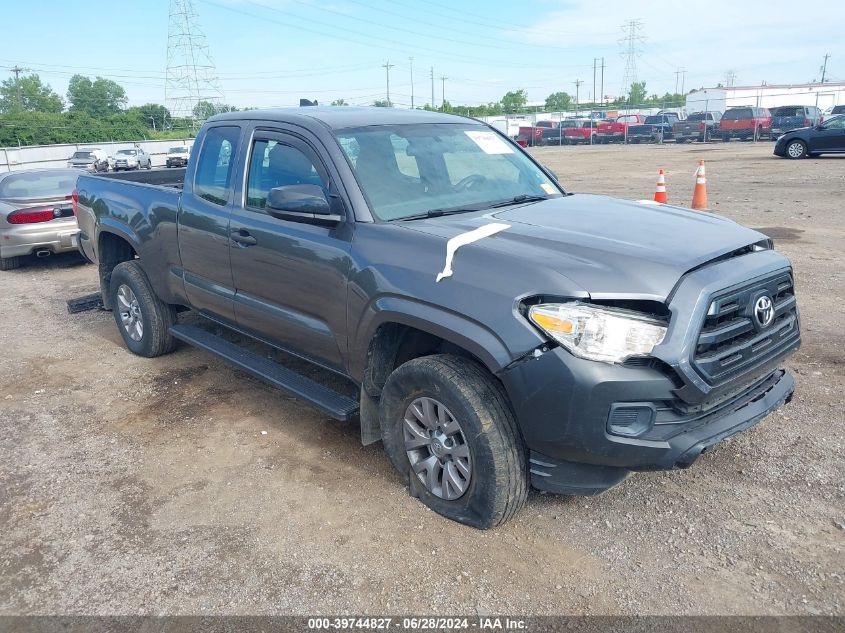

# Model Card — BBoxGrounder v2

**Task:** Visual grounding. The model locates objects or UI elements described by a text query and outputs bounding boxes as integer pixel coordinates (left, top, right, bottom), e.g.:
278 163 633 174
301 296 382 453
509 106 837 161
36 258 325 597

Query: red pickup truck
563 120 597 145
517 120 558 145
595 114 646 143
719 107 772 141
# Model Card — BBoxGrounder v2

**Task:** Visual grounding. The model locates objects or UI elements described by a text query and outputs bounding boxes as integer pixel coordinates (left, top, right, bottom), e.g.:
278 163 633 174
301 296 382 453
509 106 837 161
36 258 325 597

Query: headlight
528 302 667 364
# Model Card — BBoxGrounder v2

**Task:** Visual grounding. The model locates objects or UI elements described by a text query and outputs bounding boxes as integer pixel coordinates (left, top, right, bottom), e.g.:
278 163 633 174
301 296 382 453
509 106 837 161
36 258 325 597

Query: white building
685 83 845 113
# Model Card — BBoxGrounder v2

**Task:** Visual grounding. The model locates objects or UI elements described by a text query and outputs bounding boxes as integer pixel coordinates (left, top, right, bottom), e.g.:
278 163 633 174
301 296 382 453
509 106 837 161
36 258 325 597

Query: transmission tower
619 20 644 101
165 0 224 129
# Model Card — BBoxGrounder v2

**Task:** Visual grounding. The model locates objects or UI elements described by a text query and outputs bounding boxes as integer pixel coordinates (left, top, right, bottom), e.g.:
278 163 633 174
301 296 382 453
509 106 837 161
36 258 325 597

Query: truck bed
96 167 186 189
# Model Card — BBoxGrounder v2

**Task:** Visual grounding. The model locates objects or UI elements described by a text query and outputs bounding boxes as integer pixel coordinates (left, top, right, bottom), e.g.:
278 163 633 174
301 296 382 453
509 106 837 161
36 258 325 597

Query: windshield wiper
488 194 549 208
392 206 486 222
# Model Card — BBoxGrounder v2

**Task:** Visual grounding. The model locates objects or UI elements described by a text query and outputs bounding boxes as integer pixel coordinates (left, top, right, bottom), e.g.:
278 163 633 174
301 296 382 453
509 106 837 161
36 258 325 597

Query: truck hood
398 193 767 301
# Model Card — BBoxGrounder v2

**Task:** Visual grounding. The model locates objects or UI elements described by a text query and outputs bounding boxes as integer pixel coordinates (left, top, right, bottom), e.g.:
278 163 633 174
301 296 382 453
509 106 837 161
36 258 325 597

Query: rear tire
0 256 21 271
379 354 528 529
109 260 177 358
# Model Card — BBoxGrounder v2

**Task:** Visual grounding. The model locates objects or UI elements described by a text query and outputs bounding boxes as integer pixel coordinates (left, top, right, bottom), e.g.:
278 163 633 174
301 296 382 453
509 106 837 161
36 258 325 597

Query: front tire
380 354 528 529
109 260 177 358
785 139 808 159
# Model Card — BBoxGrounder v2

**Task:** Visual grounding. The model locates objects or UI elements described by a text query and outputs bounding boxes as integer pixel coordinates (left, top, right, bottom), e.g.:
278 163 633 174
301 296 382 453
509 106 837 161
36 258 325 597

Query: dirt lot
1 142 842 616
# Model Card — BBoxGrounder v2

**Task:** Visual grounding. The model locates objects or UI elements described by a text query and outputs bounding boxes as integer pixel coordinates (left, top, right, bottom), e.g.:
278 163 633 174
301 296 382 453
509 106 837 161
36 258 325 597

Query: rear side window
194 126 240 206
723 108 753 120
773 107 803 117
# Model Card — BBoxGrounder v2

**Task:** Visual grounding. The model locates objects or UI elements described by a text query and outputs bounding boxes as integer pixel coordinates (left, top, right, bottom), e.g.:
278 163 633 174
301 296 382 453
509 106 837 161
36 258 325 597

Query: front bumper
166 158 187 167
500 250 800 495
0 219 80 258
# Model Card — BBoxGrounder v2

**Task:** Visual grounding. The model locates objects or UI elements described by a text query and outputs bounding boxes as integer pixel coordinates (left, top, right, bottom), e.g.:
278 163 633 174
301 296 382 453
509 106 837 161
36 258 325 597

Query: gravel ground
0 142 842 615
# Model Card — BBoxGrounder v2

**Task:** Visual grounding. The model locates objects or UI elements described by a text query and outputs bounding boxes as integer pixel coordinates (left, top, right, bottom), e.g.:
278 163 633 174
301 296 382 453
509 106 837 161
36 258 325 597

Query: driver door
228 128 353 371
810 117 845 152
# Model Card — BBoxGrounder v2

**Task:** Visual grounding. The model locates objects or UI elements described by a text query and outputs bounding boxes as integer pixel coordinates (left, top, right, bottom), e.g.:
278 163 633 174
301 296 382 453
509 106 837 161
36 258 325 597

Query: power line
619 19 644 99
166 0 225 127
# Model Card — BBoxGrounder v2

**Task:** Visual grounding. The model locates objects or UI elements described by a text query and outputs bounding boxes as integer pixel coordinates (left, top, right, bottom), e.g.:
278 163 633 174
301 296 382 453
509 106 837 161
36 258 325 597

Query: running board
169 324 359 421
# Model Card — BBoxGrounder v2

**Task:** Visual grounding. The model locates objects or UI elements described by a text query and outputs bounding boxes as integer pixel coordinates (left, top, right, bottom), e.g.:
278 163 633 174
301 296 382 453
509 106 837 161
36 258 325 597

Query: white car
110 148 152 171
165 146 190 168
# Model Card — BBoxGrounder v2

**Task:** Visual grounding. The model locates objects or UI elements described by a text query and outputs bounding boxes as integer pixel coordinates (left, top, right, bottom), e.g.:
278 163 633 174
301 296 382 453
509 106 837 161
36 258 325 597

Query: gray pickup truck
673 111 722 143
74 108 800 528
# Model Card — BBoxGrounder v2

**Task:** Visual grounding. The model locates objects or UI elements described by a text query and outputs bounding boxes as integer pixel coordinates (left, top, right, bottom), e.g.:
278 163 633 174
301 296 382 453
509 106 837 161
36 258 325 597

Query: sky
1 0 842 111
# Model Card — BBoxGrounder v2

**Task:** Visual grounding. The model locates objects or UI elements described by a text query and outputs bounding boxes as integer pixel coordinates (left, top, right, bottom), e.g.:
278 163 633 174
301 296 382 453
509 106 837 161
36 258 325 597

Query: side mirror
266 184 341 224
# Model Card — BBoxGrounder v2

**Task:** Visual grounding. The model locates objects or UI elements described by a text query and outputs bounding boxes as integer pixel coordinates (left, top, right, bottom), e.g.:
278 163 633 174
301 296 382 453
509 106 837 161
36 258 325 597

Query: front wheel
109 260 177 357
785 139 808 159
380 354 528 529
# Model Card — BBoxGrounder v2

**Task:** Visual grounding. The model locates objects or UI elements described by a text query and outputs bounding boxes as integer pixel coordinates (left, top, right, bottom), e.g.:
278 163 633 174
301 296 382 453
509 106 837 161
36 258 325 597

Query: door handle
230 230 257 246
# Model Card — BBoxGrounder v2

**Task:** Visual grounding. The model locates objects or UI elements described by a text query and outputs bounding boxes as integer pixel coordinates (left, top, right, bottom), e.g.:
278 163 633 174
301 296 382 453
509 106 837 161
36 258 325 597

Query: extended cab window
246 138 326 209
194 126 240 206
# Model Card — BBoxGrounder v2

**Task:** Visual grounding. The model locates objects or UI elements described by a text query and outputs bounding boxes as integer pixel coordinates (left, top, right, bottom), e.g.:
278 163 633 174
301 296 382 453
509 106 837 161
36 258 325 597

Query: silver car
110 148 152 171
0 169 83 270
67 149 108 172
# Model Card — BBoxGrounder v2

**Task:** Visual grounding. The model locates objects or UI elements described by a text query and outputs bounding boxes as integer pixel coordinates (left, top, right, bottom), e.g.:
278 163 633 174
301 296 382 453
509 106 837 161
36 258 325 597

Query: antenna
619 20 644 101
165 0 224 129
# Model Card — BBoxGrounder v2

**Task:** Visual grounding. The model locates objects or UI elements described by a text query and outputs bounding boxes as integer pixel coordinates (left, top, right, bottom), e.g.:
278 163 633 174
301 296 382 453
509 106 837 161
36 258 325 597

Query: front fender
349 295 520 383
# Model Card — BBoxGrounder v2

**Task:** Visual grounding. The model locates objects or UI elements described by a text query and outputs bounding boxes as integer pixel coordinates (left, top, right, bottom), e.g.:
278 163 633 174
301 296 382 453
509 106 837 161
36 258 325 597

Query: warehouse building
686 83 845 113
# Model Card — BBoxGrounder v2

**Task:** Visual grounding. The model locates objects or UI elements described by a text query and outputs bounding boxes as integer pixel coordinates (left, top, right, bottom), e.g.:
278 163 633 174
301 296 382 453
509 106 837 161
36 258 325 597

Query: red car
719 107 772 141
563 120 598 144
595 114 646 143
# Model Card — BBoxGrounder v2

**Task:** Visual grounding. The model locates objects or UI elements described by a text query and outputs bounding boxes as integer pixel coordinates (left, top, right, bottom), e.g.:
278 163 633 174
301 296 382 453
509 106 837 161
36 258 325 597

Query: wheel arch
97 228 139 309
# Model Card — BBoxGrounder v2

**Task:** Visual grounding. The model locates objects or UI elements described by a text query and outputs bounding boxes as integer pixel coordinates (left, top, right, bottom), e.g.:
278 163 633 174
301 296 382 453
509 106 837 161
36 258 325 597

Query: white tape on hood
435 223 511 282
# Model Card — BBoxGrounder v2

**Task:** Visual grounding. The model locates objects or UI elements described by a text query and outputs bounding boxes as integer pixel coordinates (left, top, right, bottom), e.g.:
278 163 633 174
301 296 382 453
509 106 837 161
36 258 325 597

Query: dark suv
770 105 822 139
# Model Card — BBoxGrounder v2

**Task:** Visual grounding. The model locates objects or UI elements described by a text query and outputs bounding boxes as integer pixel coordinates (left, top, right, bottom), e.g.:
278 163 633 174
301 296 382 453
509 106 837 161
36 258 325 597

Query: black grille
693 272 798 385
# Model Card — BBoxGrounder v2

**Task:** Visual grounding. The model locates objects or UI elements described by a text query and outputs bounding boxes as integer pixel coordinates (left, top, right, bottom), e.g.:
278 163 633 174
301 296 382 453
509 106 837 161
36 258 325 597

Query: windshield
773 107 803 117
169 147 189 154
71 151 93 160
116 149 137 156
644 116 665 124
687 113 709 122
336 124 563 221
0 170 79 200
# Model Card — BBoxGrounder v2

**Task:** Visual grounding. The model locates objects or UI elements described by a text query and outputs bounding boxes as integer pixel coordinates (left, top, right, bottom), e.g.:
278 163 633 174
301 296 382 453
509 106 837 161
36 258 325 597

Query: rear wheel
785 139 807 159
0 256 21 271
109 260 177 357
380 354 528 529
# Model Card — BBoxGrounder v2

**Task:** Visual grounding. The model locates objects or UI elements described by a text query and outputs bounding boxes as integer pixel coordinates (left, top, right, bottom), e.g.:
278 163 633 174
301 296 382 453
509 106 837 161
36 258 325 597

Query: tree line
0 71 691 147
0 73 240 146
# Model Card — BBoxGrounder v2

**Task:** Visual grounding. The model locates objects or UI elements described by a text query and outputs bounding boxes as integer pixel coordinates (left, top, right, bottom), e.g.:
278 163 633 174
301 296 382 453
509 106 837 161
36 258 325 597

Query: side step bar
169 324 359 421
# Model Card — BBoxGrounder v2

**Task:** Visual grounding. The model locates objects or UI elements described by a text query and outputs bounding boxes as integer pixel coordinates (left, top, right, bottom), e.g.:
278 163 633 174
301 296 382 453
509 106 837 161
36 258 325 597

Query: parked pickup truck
517 120 557 145
595 114 646 143
625 113 680 143
673 111 721 143
562 120 597 145
75 108 800 528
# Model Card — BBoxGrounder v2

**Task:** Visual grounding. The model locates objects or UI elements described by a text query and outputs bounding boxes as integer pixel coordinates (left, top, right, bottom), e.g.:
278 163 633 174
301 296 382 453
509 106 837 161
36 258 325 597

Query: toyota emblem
754 295 774 328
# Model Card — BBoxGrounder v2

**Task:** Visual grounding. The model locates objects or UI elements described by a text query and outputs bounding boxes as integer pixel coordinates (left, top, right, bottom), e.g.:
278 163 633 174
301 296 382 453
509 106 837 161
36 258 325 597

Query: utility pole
620 20 644 103
820 53 830 83
440 76 447 109
573 79 583 112
600 57 605 107
382 60 395 107
430 67 435 109
10 65 26 108
409 56 414 109
593 59 598 109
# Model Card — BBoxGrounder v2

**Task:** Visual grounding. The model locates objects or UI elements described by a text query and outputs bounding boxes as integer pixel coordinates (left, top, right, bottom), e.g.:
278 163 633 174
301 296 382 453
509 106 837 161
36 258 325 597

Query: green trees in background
0 74 64 114
67 75 127 117
544 91 573 111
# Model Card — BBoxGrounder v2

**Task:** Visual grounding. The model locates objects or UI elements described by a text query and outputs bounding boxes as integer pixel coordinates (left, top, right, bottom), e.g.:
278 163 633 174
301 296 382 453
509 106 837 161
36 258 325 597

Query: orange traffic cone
691 160 708 210
653 169 667 203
